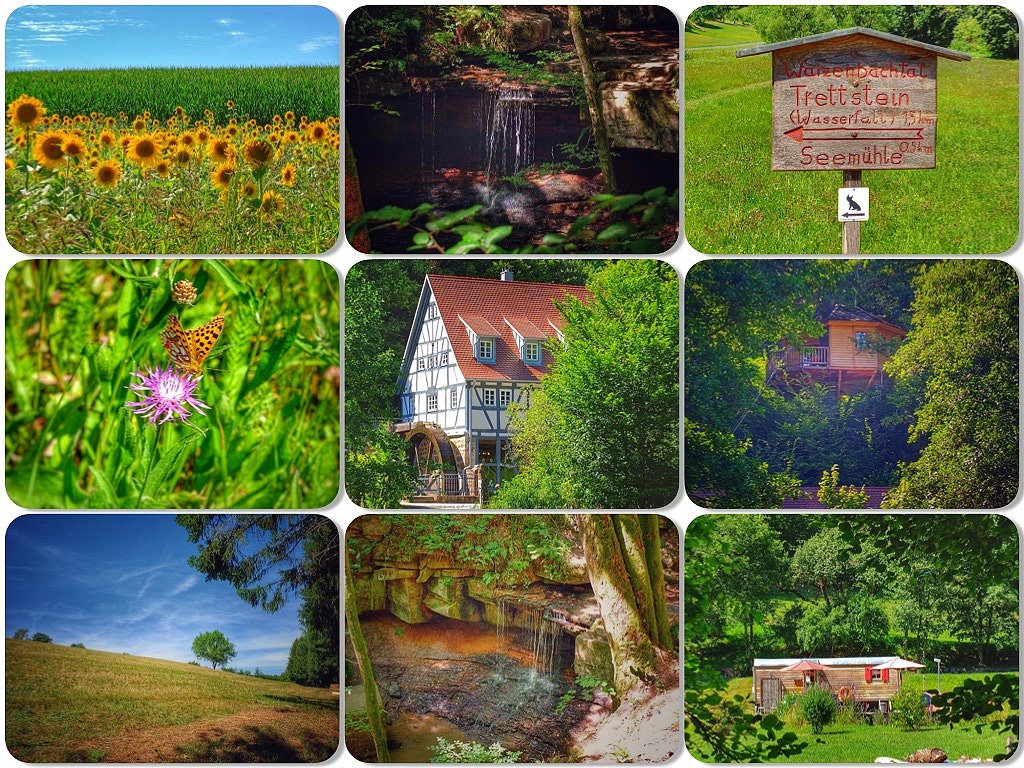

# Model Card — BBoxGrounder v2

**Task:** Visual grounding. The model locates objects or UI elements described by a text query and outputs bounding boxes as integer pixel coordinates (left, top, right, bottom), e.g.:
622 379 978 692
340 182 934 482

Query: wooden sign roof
737 27 970 171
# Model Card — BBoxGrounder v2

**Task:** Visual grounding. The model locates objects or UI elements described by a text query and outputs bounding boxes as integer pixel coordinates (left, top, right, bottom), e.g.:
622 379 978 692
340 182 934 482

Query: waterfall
420 91 437 178
485 86 536 179
495 598 563 678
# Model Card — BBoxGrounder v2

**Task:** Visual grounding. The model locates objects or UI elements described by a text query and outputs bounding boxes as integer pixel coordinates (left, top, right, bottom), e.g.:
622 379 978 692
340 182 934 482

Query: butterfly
161 315 225 376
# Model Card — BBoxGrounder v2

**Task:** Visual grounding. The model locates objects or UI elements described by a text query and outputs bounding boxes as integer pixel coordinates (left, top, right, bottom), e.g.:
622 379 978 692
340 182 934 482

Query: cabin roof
736 27 971 61
754 656 900 668
426 274 591 382
817 303 907 336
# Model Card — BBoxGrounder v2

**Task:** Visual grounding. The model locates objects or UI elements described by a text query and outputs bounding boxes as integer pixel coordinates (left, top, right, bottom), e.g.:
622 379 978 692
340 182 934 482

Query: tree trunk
576 513 656 699
568 6 617 194
612 515 658 644
345 130 372 253
344 548 389 762
638 515 673 649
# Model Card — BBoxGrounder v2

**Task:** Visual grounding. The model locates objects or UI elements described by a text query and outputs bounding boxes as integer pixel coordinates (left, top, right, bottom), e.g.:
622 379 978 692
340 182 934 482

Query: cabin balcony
773 346 829 371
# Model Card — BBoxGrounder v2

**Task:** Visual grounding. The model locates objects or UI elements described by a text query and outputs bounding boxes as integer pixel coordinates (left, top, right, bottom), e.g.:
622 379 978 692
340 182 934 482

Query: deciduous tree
192 630 236 669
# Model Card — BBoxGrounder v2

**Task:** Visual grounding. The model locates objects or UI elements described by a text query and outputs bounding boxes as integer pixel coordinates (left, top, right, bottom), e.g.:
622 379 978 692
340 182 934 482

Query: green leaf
412 231 431 246
610 194 644 213
541 233 567 245
482 224 513 247
425 205 484 233
644 186 667 201
597 222 637 241
88 466 119 508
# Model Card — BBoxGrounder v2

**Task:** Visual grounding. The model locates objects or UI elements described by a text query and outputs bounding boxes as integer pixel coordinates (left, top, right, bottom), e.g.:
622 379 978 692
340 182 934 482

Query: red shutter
882 668 890 683
865 666 872 683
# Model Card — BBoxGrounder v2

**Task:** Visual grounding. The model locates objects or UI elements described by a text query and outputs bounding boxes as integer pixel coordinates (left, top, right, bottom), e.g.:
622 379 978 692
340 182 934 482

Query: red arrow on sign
784 126 924 142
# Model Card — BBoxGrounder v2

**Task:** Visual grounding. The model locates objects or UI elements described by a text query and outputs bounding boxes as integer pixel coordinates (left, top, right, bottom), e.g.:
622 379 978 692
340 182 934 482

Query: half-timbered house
395 270 591 500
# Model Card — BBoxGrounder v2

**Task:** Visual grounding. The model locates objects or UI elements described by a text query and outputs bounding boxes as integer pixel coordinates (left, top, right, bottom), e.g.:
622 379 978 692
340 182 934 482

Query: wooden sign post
737 27 970 253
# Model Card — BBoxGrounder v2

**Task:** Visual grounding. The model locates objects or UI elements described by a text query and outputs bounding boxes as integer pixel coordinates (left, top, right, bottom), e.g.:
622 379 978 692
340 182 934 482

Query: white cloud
226 31 246 38
215 17 239 26
297 34 337 54
170 576 199 596
35 35 65 42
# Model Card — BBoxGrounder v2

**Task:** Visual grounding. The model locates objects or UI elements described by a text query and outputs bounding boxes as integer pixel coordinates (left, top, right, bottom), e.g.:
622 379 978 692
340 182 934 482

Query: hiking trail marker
737 27 970 253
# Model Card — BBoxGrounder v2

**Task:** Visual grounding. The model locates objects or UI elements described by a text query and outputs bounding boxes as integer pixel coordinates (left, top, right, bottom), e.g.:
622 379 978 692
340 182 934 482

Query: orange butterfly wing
161 315 224 375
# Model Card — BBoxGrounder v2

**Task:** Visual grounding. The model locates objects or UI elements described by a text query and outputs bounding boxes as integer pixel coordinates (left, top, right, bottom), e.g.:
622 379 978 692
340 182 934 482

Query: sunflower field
4 68 340 254
5 259 341 508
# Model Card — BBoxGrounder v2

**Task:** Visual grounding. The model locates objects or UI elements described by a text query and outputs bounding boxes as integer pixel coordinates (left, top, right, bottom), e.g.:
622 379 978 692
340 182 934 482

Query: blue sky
6 5 339 70
6 515 312 675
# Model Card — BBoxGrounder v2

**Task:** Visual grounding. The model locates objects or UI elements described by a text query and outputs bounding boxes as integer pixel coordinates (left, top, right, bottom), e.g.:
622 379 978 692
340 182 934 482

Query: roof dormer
459 314 500 363
505 317 546 366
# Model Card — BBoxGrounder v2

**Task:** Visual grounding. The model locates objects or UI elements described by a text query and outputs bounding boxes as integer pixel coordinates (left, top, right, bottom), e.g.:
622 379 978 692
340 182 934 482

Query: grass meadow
5 639 339 762
4 67 340 254
684 23 1019 254
4 259 340 509
686 673 1016 763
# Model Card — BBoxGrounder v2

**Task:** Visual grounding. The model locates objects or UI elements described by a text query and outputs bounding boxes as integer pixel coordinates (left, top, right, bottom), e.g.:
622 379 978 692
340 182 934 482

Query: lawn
687 673 1017 763
683 24 1019 254
5 639 339 762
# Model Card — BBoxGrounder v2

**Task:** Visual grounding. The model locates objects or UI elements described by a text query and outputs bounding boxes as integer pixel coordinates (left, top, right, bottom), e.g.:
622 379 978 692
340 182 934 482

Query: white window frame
499 389 512 407
440 351 449 366
483 389 496 407
417 357 426 371
478 338 495 362
428 303 438 319
524 341 541 364
450 389 458 409
427 393 438 411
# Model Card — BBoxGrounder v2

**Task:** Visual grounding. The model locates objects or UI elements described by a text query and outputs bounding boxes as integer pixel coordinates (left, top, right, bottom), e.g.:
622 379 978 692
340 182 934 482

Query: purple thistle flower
125 366 210 424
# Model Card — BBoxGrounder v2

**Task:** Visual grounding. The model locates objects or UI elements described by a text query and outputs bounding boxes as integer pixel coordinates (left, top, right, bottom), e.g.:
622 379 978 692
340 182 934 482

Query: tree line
689 6 1019 59
685 259 1019 509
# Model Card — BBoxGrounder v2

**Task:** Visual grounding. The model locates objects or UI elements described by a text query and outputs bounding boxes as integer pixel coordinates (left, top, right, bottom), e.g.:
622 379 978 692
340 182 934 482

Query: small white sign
839 187 869 222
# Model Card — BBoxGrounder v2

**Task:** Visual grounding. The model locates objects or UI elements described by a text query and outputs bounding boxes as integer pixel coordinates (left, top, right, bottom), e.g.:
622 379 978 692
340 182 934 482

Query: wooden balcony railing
802 346 829 367
772 346 830 371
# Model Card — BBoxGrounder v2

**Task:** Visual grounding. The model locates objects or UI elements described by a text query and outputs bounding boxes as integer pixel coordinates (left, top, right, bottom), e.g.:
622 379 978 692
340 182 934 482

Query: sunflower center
41 138 64 160
16 103 39 123
98 167 115 183
135 140 156 158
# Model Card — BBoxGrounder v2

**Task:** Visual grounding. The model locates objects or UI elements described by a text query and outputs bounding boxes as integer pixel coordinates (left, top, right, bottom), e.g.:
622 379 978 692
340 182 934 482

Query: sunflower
5 157 14 172
179 131 196 148
226 124 238 137
93 159 122 188
127 134 162 167
98 130 115 148
226 99 235 109
285 130 299 144
243 139 273 169
132 117 145 131
259 189 284 217
280 163 296 187
196 128 211 144
174 148 193 166
207 137 234 164
210 162 236 190
307 121 328 142
284 110 295 123
155 159 172 178
241 180 258 199
7 95 45 129
33 129 68 170
62 135 86 160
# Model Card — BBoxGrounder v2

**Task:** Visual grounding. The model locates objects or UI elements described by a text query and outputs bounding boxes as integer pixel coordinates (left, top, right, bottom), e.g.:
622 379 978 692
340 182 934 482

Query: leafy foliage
883 260 1018 509
889 682 927 731
816 465 867 508
933 674 1019 760
31 632 53 643
799 685 837 734
191 630 236 670
13 629 28 640
347 187 678 254
429 738 522 763
491 261 678 509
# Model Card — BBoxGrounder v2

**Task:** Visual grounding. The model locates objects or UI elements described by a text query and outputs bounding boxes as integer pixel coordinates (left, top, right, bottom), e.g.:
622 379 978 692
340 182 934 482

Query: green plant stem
136 423 161 508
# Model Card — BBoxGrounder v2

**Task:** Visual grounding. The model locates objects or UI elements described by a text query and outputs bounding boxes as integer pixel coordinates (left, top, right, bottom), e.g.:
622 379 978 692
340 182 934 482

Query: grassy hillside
5 639 339 762
684 24 1019 254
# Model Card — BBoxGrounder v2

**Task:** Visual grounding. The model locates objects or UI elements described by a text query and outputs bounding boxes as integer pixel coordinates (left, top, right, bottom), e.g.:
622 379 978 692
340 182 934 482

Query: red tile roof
781 487 891 509
428 274 591 382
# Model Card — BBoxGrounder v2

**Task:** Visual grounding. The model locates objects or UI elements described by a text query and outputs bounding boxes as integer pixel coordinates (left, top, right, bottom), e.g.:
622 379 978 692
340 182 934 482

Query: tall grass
4 259 340 508
5 66 340 124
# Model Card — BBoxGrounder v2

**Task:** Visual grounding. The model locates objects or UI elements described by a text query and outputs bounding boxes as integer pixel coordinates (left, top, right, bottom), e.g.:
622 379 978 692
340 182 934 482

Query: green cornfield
4 259 341 509
5 66 339 124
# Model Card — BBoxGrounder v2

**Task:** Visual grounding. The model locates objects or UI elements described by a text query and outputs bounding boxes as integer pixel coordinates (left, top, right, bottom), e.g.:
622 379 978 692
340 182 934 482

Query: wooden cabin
753 657 908 714
768 304 907 396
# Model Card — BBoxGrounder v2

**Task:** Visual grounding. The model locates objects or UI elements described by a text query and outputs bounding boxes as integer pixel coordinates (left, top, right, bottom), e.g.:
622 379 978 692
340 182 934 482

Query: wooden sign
738 28 970 172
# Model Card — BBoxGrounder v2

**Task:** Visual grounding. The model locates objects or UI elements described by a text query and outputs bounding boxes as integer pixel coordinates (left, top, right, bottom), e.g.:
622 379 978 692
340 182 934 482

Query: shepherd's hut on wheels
752 657 925 716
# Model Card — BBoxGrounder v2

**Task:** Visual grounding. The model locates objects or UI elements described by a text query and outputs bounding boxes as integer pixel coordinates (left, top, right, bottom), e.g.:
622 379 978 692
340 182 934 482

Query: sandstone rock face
506 10 551 52
388 578 431 624
352 576 386 613
424 577 483 622
601 86 678 153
